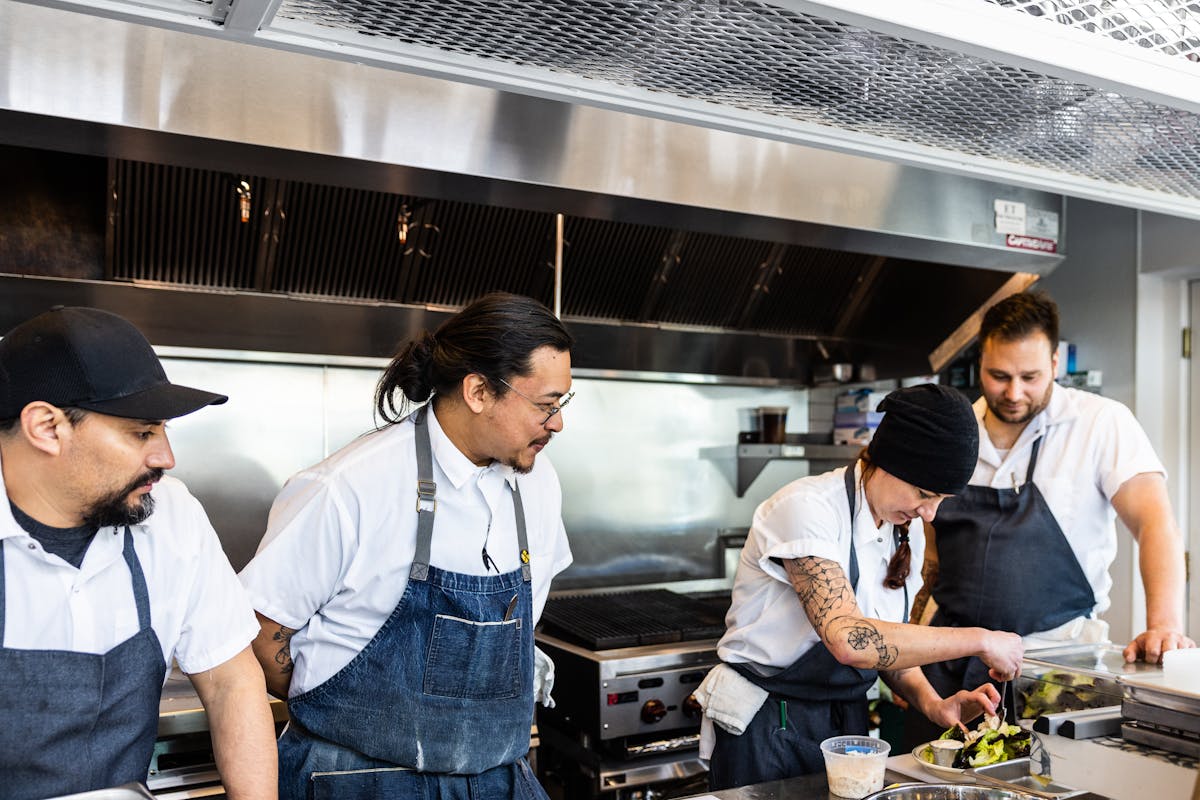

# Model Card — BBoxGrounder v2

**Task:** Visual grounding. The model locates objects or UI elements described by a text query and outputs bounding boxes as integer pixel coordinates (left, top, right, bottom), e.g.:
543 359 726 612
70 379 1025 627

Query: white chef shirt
239 406 573 697
0 468 258 676
967 384 1165 617
718 462 924 670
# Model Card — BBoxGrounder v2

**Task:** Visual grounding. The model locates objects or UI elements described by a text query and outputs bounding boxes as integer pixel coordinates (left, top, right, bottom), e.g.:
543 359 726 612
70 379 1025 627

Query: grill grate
540 590 726 650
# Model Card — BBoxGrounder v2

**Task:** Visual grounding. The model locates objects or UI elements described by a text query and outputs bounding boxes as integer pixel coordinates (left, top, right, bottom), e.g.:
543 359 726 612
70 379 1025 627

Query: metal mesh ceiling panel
986 0 1200 62
272 0 1200 200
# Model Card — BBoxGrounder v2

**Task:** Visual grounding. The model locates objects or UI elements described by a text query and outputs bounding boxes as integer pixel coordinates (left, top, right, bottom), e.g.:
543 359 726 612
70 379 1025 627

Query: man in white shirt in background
904 291 1194 747
0 306 277 800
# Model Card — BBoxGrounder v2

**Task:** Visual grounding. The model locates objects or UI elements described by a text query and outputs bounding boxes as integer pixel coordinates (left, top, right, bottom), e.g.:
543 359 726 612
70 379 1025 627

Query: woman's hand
978 630 1024 682
925 683 1001 731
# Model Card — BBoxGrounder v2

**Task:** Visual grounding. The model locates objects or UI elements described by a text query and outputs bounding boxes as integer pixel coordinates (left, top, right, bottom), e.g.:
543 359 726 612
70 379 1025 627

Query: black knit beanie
866 384 979 495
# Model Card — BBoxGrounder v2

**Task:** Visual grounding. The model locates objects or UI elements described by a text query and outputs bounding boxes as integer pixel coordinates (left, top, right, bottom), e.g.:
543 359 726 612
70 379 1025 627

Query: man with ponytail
240 292 575 800
701 383 1025 791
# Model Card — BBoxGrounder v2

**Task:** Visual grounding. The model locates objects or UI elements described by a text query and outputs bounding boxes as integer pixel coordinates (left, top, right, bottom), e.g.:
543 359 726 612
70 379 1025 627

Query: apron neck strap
0 542 6 644
121 526 153 631
843 463 861 592
1025 436 1043 485
410 404 532 583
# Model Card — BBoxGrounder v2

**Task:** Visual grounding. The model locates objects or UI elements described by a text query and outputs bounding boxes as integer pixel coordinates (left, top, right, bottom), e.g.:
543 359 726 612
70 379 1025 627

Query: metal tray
966 758 1086 800
1118 671 1200 716
1023 644 1162 681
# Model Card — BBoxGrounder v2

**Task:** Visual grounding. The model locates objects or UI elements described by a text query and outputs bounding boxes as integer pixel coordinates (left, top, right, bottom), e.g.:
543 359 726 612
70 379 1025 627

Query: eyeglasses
497 378 575 425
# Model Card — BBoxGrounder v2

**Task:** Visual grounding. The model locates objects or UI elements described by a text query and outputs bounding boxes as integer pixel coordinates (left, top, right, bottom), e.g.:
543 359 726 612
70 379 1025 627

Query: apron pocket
423 614 521 699
310 767 426 800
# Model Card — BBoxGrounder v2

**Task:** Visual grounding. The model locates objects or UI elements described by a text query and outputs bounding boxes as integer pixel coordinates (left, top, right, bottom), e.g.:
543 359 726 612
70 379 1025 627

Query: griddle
539 589 726 650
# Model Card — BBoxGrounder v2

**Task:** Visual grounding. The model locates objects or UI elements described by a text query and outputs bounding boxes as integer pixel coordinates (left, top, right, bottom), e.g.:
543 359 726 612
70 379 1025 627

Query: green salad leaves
936 715 1031 768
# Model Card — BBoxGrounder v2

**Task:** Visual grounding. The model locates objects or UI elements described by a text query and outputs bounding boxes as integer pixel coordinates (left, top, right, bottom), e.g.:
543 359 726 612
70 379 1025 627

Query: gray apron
0 528 167 800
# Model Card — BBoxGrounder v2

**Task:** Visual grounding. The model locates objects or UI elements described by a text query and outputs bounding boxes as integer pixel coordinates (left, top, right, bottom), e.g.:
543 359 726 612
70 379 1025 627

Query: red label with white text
1005 234 1057 253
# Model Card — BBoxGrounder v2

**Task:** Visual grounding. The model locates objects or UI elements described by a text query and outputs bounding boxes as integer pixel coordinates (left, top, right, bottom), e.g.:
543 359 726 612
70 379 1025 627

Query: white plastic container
820 735 891 798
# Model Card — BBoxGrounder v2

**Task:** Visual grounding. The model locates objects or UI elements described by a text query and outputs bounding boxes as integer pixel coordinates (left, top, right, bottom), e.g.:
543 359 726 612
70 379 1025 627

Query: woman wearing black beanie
701 383 1024 791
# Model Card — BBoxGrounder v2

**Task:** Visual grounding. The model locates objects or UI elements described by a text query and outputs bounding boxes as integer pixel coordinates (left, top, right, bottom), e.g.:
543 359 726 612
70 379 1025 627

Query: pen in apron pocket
502 594 519 621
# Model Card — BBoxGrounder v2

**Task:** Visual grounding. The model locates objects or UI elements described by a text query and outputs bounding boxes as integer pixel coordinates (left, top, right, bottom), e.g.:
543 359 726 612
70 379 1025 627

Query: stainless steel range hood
0 2 1061 382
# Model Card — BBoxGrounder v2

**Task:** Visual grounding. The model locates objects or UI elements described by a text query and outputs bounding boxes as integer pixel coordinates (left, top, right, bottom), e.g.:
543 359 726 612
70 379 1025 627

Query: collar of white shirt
975 383 1081 468
425 405 518 491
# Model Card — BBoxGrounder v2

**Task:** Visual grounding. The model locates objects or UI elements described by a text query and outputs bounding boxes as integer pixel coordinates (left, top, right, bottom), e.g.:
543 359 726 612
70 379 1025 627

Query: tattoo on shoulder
784 556 899 669
272 625 296 675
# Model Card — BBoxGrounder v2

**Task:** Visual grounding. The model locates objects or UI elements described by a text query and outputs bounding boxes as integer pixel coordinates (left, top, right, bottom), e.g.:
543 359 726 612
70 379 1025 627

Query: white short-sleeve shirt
0 469 258 676
967 385 1165 616
239 407 573 697
718 463 924 670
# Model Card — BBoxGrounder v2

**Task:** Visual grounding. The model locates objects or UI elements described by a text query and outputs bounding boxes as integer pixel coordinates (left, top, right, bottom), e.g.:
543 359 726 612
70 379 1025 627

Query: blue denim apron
0 528 167 800
279 407 548 800
710 465 906 790
902 436 1095 747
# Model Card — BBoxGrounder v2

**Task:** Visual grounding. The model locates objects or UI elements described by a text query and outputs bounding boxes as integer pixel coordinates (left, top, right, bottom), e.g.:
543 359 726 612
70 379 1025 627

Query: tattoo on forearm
835 618 899 668
784 556 900 669
272 625 295 675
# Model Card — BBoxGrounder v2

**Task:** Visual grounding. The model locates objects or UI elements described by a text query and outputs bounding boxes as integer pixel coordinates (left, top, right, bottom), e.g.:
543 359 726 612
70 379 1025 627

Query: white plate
911 742 967 776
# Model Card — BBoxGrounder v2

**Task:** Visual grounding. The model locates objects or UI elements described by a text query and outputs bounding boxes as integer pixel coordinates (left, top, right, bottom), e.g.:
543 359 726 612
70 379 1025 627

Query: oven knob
682 693 703 719
641 699 667 724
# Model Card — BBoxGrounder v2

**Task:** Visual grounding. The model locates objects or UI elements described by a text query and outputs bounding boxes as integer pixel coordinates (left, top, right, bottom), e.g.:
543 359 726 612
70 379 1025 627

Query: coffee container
758 406 788 444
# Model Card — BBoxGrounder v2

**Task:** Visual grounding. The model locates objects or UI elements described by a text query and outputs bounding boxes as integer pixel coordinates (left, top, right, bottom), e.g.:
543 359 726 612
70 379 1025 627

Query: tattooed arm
782 556 1024 679
249 611 299 699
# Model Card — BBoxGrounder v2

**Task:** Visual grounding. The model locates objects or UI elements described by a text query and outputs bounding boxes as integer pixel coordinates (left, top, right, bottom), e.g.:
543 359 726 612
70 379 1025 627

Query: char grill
538 589 726 650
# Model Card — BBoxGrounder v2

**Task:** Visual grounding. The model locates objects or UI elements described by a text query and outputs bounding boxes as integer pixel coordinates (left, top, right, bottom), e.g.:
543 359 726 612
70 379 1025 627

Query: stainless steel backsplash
159 352 814 587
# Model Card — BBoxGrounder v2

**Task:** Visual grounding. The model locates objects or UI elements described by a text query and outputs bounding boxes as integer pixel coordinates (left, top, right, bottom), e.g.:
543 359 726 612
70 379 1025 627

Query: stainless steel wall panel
137 349 815 585
157 358 328 570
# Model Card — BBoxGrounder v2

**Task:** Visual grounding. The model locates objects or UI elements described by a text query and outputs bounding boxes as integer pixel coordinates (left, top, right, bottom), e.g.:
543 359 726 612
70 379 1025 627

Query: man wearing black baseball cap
0 307 277 800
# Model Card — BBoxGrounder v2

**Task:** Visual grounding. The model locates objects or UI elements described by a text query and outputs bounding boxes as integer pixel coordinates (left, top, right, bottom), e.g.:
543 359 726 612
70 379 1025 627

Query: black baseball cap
0 307 228 420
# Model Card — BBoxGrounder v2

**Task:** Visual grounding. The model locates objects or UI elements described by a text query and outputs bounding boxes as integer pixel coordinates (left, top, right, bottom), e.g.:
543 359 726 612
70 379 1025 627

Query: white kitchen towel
693 662 769 736
534 646 557 708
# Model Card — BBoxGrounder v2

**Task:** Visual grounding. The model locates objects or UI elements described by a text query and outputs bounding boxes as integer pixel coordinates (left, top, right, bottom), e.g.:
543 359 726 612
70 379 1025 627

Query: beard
986 383 1054 426
506 434 553 475
82 468 164 529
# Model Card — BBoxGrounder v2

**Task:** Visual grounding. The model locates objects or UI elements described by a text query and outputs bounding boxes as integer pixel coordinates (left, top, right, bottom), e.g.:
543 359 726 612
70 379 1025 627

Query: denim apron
279 407 547 800
903 436 1095 747
709 465 906 790
0 528 167 800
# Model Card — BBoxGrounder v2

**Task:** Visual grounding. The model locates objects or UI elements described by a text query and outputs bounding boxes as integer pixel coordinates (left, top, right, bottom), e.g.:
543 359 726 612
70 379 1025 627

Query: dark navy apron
278 406 548 800
903 436 1095 747
0 527 167 800
709 464 907 790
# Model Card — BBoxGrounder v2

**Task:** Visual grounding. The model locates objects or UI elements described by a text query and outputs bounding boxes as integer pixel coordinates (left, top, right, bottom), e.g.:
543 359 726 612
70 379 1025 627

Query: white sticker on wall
994 199 1026 235
1026 207 1060 242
